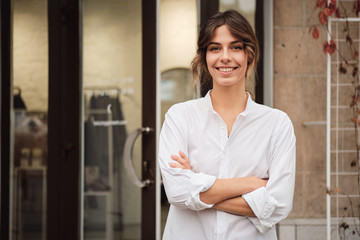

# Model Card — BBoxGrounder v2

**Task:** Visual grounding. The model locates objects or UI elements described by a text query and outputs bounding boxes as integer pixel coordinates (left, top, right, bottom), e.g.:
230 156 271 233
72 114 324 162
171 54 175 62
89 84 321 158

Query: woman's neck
210 86 248 115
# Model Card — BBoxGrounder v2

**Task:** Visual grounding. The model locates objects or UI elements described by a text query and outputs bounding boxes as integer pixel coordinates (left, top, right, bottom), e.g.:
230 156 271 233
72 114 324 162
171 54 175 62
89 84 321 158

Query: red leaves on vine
323 40 337 55
327 187 341 194
351 159 357 167
335 7 341 18
316 0 337 9
339 63 347 74
354 0 360 16
319 3 340 22
319 11 328 25
324 7 332 16
328 0 338 13
339 222 350 231
350 90 360 107
346 34 353 44
312 0 360 62
350 117 360 125
352 66 359 77
312 27 320 39
315 0 327 9
313 0 341 39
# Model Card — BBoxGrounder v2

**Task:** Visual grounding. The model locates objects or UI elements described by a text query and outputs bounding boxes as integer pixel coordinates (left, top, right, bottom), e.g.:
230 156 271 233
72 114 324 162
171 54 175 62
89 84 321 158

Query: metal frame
326 15 332 240
326 16 360 240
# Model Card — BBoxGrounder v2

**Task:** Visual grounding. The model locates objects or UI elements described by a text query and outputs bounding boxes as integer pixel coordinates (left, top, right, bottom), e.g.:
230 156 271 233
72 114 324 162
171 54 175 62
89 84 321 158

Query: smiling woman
206 25 248 89
158 10 296 240
192 10 259 98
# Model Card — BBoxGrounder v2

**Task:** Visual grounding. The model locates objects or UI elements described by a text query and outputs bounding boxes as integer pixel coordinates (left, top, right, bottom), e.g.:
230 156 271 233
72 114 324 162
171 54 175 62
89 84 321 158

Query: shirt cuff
242 187 279 232
184 173 216 211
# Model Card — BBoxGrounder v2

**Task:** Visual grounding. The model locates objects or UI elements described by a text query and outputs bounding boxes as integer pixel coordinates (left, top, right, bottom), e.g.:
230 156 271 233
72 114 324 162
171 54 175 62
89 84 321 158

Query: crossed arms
169 151 267 217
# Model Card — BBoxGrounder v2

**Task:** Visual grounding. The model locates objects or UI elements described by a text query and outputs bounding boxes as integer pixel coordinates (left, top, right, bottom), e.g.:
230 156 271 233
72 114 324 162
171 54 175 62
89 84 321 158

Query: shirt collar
204 90 252 117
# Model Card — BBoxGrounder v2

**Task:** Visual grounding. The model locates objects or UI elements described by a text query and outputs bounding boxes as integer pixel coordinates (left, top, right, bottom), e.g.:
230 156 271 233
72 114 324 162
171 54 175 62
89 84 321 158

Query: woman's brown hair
191 10 259 97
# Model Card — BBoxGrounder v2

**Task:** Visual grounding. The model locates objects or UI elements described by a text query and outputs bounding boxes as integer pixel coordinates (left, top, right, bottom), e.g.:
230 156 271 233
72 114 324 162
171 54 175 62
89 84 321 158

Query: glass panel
159 0 198 237
219 0 257 96
82 0 142 239
10 0 49 239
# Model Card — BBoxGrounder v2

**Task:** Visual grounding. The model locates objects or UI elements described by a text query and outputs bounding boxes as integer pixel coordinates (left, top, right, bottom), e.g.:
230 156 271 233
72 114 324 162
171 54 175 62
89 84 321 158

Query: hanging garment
84 94 126 229
13 88 27 109
85 95 127 184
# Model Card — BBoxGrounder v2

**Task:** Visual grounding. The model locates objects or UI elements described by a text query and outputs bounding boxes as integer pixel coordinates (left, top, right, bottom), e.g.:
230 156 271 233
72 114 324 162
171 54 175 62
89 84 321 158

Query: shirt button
221 125 226 129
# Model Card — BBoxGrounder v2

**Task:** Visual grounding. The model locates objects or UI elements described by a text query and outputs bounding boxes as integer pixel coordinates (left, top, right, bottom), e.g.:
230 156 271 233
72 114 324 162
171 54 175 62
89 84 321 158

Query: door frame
47 0 82 239
0 0 12 239
141 0 158 239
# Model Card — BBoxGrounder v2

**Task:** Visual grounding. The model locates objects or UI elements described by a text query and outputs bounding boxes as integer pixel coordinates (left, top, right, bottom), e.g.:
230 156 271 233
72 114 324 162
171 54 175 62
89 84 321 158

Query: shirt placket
215 117 229 239
216 115 245 239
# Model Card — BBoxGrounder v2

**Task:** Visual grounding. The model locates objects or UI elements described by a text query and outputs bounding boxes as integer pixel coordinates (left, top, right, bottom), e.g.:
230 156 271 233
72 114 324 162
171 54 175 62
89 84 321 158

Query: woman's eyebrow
208 40 243 45
208 42 221 45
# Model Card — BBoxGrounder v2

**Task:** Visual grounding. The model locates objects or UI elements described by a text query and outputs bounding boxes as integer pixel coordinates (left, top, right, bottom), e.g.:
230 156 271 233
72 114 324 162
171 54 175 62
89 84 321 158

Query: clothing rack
84 87 120 119
86 104 127 127
83 85 139 108
84 86 121 98
83 87 127 239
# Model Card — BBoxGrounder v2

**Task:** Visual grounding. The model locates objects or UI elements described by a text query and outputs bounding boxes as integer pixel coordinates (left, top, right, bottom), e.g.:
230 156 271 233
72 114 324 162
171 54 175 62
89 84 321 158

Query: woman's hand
168 151 193 171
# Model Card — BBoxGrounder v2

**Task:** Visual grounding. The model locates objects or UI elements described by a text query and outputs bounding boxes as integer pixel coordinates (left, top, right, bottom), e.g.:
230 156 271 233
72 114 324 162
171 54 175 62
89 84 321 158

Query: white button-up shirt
159 91 296 240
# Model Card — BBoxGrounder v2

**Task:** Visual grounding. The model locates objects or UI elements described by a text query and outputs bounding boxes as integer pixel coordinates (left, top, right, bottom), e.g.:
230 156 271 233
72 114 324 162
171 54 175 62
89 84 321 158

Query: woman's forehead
209 25 243 44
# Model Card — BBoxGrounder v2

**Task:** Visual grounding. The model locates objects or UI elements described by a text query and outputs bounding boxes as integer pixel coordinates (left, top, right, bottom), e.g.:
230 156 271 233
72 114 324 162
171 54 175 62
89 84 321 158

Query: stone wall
274 0 328 219
274 0 359 239
274 0 360 238
274 0 360 220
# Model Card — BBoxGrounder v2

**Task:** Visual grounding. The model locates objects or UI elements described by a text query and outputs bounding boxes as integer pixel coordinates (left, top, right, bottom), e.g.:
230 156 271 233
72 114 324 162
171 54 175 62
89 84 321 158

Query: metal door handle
123 127 153 188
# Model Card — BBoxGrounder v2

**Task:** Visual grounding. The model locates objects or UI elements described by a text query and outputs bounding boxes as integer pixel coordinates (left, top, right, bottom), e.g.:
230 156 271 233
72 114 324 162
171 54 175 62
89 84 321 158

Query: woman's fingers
178 151 191 169
169 151 192 170
168 162 184 169
171 154 185 165
179 151 187 159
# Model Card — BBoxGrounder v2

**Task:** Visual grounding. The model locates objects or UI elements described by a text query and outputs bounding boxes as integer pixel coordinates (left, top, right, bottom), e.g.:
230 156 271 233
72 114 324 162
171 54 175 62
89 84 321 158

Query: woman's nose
220 49 231 62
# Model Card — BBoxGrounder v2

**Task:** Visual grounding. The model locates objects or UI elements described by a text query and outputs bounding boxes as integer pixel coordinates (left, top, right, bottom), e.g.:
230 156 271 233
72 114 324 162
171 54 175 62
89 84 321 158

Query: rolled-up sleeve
158 105 216 211
243 113 296 233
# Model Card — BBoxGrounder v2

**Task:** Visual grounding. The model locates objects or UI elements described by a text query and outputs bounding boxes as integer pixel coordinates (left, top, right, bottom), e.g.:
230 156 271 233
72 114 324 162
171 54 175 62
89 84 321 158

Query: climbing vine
311 0 360 239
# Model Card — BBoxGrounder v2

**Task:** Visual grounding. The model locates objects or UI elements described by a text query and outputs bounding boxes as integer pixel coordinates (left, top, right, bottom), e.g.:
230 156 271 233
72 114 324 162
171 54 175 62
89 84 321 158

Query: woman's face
206 25 248 89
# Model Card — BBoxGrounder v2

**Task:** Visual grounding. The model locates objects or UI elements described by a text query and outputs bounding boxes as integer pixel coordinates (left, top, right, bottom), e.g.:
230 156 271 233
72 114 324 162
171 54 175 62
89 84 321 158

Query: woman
158 10 296 240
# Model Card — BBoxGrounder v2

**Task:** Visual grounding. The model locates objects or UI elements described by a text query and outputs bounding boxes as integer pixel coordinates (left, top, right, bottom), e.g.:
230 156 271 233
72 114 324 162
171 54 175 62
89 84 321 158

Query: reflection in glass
161 68 195 123
82 0 142 239
11 0 49 239
159 0 199 237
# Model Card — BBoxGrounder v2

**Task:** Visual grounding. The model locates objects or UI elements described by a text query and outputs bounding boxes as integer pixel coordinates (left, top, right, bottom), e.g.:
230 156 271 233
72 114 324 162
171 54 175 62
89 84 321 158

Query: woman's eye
233 45 243 50
209 46 220 51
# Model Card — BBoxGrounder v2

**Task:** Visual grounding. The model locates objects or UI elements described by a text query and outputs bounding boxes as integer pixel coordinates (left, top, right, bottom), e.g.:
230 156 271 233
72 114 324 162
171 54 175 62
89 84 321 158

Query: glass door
3 0 157 239
82 0 157 239
9 0 49 239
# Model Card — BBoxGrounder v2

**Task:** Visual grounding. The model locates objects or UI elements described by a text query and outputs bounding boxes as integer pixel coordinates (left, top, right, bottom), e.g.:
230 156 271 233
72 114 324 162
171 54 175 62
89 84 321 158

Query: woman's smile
215 66 239 74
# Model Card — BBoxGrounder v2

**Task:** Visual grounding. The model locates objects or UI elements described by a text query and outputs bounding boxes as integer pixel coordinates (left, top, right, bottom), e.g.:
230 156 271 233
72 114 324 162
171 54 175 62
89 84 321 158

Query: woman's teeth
217 67 237 72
